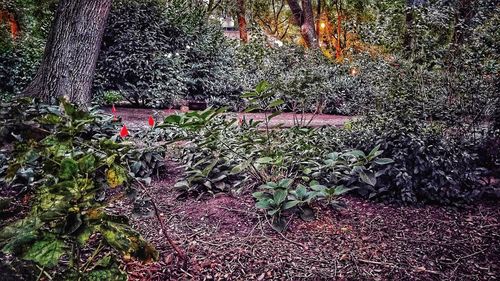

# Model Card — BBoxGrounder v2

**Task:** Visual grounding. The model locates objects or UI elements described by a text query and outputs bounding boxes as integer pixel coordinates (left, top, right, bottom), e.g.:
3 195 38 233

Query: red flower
120 124 129 138
112 104 117 114
148 115 155 127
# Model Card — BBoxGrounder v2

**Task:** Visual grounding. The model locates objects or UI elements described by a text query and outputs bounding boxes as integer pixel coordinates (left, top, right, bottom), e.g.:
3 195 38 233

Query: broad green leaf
230 164 244 175
268 99 284 108
255 80 270 93
241 91 258 98
368 145 381 158
256 157 273 164
273 190 287 205
78 155 96 173
0 217 41 254
267 111 282 121
347 150 366 158
59 158 79 180
255 198 272 209
359 171 376 186
278 178 293 188
244 105 259 113
164 115 182 125
334 185 354 196
23 236 65 267
100 221 158 262
105 154 117 166
283 200 299 210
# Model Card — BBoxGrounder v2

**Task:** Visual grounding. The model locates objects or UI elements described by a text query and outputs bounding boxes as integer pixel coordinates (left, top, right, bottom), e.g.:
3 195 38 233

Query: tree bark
286 0 318 48
287 0 303 25
237 0 248 43
335 0 342 59
22 0 113 106
301 0 318 48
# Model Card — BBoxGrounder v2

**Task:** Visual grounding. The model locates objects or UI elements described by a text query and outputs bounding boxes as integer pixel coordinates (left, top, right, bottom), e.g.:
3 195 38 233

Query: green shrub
0 98 162 278
93 0 238 107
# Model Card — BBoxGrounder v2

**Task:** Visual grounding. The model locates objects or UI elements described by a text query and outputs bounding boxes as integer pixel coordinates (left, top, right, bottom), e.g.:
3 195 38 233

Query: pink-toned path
104 107 354 129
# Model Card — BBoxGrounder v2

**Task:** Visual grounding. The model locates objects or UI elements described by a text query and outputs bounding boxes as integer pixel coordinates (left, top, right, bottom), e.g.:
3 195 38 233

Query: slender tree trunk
335 1 342 59
237 0 248 43
287 0 303 25
286 0 318 48
301 0 318 48
22 0 112 106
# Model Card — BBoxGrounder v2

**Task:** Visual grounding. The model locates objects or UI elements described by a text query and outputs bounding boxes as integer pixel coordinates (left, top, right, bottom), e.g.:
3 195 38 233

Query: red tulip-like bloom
112 104 117 114
148 115 155 127
120 124 129 138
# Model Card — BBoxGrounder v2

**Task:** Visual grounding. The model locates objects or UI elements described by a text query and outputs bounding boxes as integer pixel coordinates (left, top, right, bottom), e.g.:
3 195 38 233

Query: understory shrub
158 105 392 231
0 0 55 100
0 98 164 278
233 41 381 115
93 0 238 107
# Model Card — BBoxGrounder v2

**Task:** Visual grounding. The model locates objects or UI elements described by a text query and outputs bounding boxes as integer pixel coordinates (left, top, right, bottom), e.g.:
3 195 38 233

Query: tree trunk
301 0 318 48
286 0 318 48
237 0 248 43
335 0 342 59
22 0 112 106
287 0 303 26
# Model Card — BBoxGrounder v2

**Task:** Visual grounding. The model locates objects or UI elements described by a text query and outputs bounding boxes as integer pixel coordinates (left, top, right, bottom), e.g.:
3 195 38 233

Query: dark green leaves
22 236 65 267
59 158 79 179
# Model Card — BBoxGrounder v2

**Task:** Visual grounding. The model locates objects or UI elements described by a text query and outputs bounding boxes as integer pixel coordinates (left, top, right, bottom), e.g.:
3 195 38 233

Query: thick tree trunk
22 0 112 106
237 0 248 43
286 0 317 48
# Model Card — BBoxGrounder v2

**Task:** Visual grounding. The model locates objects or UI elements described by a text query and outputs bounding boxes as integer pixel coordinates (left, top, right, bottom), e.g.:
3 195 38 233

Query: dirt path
103 107 354 129
115 161 500 281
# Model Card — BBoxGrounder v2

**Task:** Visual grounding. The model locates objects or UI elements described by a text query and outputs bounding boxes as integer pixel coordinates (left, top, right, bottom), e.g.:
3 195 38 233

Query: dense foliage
93 0 237 107
0 0 55 100
0 99 164 278
158 85 395 230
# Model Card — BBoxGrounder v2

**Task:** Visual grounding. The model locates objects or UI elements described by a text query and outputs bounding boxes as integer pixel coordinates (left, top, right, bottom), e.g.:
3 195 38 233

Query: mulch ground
117 161 499 281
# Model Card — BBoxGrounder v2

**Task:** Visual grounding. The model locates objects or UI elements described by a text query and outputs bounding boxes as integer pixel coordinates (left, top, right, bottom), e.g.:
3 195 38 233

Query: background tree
22 0 113 106
237 0 248 42
287 0 318 47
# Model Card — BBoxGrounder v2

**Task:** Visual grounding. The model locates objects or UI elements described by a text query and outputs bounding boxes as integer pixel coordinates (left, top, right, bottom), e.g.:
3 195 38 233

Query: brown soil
118 161 500 281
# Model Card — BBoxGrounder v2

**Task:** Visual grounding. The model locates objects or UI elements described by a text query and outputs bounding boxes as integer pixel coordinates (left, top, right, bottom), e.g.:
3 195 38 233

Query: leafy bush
0 99 160 278
330 114 490 204
93 0 238 107
0 0 55 99
159 105 392 233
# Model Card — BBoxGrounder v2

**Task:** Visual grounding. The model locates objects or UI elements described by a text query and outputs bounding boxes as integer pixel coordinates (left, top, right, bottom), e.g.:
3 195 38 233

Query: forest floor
107 106 500 280
117 161 500 281
1 108 498 280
